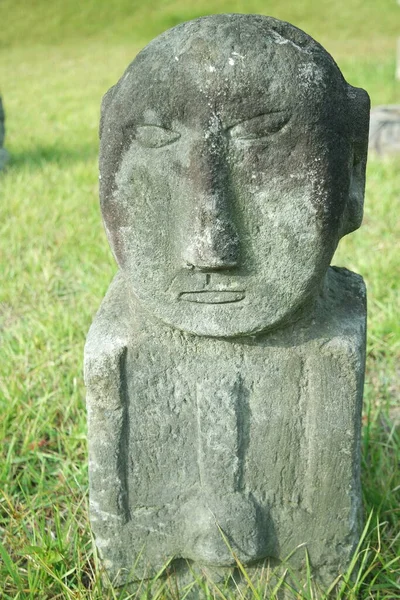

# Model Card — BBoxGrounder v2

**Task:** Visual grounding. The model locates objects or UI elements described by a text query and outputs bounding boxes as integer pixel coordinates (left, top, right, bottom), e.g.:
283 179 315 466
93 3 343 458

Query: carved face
100 16 369 337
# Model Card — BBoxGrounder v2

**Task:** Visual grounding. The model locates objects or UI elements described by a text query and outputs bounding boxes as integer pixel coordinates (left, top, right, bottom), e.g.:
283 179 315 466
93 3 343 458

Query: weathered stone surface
369 105 400 155
0 96 9 171
85 14 369 591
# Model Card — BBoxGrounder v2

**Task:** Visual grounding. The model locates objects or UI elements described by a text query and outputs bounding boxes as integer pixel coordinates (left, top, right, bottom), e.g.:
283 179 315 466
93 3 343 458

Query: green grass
0 1 399 598
0 0 399 59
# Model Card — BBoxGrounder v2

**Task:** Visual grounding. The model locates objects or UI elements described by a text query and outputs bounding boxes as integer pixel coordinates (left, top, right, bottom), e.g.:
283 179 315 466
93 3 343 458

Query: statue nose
182 195 239 270
183 137 239 270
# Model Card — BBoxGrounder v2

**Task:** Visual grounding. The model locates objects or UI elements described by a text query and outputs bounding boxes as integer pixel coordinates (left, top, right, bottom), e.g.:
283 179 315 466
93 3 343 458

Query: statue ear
99 85 116 139
340 86 370 237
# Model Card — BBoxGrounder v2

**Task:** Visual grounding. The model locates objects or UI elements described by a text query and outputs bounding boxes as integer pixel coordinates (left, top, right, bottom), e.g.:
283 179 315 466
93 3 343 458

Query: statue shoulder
84 271 131 389
315 266 367 359
327 266 367 322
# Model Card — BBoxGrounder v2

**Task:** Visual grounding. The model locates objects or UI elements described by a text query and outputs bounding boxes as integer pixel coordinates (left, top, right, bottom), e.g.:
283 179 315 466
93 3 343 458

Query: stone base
85 266 366 592
112 558 341 599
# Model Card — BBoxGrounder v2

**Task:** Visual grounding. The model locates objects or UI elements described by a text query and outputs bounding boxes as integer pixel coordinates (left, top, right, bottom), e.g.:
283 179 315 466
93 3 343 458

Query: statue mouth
178 290 245 304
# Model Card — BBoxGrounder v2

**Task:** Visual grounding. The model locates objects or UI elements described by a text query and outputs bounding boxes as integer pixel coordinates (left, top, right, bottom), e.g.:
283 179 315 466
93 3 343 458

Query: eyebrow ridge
226 110 289 130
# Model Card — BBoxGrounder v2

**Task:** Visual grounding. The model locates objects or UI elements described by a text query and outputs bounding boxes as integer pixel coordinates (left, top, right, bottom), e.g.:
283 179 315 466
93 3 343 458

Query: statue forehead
112 15 344 122
133 13 319 64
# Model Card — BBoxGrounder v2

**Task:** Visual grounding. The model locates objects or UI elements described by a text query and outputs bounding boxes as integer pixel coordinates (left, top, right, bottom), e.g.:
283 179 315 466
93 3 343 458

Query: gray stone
369 105 400 155
85 14 369 592
0 96 9 171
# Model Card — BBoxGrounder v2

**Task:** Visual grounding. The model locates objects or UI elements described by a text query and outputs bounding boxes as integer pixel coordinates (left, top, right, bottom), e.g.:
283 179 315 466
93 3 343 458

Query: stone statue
369 105 400 156
85 14 369 591
0 96 9 171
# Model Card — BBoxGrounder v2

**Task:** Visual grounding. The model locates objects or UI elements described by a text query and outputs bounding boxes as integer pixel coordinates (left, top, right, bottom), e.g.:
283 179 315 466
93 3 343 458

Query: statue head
99 14 369 337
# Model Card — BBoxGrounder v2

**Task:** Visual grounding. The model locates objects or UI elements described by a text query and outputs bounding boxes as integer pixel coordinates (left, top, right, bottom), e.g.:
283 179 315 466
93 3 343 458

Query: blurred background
0 1 399 598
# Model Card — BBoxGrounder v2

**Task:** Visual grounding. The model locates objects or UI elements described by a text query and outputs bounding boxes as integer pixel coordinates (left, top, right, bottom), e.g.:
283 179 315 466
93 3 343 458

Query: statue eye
229 112 290 141
135 125 181 148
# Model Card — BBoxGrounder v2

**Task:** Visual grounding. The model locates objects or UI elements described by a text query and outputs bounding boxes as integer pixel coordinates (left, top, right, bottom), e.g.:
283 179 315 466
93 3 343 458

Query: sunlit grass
0 1 399 598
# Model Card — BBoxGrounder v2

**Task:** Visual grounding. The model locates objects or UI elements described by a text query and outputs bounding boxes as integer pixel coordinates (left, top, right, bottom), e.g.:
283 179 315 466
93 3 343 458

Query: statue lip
178 290 246 304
